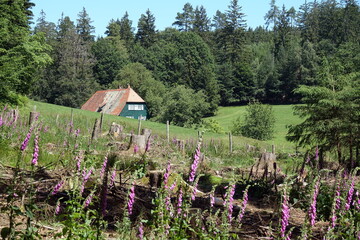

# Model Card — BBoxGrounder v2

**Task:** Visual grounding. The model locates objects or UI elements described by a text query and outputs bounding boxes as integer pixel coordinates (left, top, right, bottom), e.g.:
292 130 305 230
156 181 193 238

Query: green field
23 101 302 153
205 104 302 151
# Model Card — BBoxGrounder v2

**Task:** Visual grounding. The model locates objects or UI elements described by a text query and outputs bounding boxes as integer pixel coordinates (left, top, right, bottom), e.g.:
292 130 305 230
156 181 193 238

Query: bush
232 100 275 140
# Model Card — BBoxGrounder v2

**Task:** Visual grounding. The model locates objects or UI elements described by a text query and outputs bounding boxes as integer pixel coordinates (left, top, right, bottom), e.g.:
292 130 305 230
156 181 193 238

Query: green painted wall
119 103 148 120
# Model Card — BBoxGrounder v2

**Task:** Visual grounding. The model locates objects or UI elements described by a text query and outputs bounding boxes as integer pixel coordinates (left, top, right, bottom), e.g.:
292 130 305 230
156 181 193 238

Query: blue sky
31 0 306 37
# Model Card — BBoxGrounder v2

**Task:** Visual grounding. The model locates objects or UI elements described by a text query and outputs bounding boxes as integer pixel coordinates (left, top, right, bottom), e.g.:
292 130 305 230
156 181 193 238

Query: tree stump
149 170 164 188
130 135 146 151
109 122 123 138
249 152 278 181
141 128 152 142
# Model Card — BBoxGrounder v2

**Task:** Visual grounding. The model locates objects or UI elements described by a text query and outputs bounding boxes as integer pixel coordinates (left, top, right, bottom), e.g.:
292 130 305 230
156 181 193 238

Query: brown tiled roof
81 87 145 115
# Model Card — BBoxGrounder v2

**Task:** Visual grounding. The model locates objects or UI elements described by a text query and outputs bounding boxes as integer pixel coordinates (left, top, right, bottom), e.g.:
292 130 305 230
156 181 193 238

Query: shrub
232 100 275 140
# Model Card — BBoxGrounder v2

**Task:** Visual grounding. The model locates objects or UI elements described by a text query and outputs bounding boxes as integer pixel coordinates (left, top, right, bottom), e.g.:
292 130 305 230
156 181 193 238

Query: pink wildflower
280 190 290 238
55 201 61 215
109 169 116 188
80 169 92 194
52 180 64 195
31 133 39 165
189 141 201 183
238 186 249 223
330 181 341 229
100 155 108 180
191 183 198 201
84 193 93 208
0 116 3 127
309 179 320 226
20 126 34 151
177 187 183 215
345 177 355 211
227 184 236 222
164 160 171 187
138 222 144 240
127 183 136 215
134 144 139 154
210 193 215 208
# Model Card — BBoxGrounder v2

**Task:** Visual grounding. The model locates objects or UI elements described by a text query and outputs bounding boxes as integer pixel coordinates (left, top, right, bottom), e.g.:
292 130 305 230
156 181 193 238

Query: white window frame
128 104 144 111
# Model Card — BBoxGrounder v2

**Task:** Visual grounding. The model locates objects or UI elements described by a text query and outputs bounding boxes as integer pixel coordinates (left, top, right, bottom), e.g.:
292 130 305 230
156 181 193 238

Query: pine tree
173 3 194 32
135 9 156 48
76 7 95 42
193 6 210 32
119 12 134 47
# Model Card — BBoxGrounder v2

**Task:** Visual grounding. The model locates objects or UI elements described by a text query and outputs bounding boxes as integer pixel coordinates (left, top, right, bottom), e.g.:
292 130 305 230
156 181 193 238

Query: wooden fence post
137 116 142 135
99 112 104 135
229 132 233 153
166 120 170 143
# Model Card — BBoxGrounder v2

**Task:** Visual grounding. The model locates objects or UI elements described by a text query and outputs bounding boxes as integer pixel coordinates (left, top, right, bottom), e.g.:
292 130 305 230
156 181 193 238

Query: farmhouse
81 86 148 120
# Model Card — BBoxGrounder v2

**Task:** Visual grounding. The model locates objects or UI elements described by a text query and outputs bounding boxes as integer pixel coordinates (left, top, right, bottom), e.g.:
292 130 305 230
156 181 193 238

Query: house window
126 116 134 119
128 104 144 111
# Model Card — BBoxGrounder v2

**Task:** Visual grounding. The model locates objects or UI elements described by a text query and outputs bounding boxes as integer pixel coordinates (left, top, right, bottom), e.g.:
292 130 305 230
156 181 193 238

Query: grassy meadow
23 100 279 154
206 104 302 152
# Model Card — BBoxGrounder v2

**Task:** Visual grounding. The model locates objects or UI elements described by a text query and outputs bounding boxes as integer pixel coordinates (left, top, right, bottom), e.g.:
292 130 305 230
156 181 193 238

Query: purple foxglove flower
189 142 201 183
191 183 198 201
74 128 80 137
170 181 177 191
84 193 93 208
75 153 83 172
100 155 108 180
55 201 61 215
109 169 116 188
345 177 355 211
20 126 33 151
227 184 236 222
134 144 139 154
238 186 249 223
177 187 183 215
43 125 49 133
80 169 92 194
164 160 171 187
138 222 144 240
280 190 290 238
52 180 64 195
31 133 39 165
127 183 135 215
0 116 3 127
210 193 215 208
330 181 341 229
309 180 320 226
315 146 319 161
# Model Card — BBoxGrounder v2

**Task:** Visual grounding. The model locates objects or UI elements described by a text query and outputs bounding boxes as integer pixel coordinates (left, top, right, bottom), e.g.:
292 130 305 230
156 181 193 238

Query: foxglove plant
100 155 108 180
134 144 139 154
31 133 39 166
164 160 171 187
127 182 136 215
280 190 290 238
189 141 202 183
345 177 355 211
20 126 34 151
177 187 183 216
138 222 144 240
238 186 249 223
330 180 342 229
309 179 320 227
80 169 93 194
109 169 116 188
52 180 64 195
227 184 236 222
84 193 93 208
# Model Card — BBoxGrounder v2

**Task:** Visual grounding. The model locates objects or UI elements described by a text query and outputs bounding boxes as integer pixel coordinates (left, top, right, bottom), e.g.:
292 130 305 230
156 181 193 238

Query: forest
1 0 359 126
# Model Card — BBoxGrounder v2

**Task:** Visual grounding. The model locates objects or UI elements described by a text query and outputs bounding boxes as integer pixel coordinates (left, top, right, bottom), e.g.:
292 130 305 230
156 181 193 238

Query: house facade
81 86 148 120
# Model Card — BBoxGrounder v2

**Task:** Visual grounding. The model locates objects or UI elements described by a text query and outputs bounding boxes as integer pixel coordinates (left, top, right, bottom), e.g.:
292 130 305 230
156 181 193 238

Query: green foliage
158 85 210 127
0 0 52 105
232 101 275 140
287 58 360 167
92 36 129 86
200 119 224 134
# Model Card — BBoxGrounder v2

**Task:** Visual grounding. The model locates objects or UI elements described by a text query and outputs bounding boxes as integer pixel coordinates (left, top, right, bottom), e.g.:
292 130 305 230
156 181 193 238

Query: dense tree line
1 0 359 127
